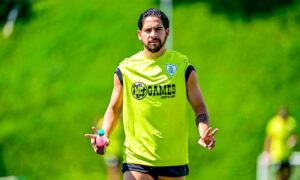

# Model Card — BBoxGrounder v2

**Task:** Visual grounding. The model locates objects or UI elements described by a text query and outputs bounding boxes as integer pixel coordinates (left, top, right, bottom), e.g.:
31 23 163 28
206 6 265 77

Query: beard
143 36 167 53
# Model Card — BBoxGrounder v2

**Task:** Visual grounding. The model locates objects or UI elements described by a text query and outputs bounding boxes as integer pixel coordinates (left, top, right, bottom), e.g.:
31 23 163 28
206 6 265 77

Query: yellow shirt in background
266 115 297 163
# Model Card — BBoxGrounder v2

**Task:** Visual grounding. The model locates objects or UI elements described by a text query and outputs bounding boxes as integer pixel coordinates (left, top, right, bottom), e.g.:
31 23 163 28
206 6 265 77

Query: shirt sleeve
114 67 123 85
183 56 196 84
185 65 196 83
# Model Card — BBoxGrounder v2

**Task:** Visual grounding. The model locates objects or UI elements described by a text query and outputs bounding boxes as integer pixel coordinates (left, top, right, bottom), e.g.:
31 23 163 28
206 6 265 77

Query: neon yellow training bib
118 50 192 166
266 115 297 163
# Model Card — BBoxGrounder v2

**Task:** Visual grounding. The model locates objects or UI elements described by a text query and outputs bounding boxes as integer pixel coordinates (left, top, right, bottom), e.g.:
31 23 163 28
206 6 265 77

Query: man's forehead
142 16 163 28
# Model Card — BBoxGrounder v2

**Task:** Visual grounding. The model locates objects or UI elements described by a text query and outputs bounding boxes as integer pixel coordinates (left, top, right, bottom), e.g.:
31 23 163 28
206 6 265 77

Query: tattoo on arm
196 113 209 125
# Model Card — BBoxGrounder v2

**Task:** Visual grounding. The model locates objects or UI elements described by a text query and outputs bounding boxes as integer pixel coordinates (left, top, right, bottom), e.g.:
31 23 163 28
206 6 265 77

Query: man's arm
261 136 272 163
101 73 123 137
85 73 123 153
187 70 218 151
263 136 271 152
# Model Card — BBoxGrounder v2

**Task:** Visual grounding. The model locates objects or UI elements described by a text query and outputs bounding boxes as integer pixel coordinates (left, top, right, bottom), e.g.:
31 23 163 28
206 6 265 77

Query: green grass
175 2 300 179
0 0 300 179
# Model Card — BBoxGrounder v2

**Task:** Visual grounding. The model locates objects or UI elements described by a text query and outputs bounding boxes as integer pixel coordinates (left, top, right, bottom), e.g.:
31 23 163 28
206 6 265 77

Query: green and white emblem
166 64 177 77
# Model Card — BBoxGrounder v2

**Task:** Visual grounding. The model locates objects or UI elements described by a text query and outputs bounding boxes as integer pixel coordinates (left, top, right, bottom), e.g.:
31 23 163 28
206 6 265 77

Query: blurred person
97 117 123 180
263 107 298 180
85 8 218 180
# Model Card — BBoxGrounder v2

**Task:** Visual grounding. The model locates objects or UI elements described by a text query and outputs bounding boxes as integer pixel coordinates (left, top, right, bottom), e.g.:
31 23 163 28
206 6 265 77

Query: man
85 8 218 180
263 107 298 180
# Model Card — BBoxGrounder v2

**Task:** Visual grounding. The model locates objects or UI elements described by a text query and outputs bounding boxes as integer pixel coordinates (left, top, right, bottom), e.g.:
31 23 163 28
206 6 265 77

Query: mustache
149 38 160 41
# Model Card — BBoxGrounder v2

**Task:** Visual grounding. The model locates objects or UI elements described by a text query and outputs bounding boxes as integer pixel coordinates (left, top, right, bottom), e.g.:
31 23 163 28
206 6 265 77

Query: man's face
138 16 169 53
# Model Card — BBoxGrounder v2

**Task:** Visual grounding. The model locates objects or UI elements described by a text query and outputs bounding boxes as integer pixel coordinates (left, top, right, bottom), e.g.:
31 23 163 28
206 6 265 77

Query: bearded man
85 8 218 180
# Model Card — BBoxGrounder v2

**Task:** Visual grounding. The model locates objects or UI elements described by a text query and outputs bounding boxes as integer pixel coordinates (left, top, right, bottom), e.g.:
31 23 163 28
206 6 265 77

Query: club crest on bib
131 82 147 100
166 64 177 77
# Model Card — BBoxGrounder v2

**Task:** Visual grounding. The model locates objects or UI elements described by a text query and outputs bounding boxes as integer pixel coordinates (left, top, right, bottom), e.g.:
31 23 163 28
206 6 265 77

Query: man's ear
166 28 170 39
138 30 142 40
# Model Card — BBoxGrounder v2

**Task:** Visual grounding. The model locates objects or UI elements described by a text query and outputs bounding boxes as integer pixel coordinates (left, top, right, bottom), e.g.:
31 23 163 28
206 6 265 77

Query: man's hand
198 127 218 151
85 126 110 154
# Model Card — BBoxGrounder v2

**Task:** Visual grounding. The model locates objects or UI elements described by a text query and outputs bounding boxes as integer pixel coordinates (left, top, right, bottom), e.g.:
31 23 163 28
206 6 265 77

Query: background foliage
0 0 299 179
0 0 32 22
173 0 299 18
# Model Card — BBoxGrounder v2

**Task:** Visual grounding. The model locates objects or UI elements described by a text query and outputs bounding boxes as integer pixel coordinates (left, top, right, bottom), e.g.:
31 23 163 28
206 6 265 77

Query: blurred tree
209 0 294 17
169 0 296 18
0 0 32 23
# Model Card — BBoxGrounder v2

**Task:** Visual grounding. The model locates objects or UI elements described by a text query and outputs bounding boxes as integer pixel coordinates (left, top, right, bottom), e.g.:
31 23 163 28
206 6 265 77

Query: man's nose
150 29 158 38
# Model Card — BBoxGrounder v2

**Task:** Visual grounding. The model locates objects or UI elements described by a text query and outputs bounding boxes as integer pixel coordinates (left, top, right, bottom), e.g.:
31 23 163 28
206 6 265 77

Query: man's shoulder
266 116 279 131
117 51 143 71
287 116 297 128
169 50 187 56
168 50 188 60
167 50 191 68
268 115 280 125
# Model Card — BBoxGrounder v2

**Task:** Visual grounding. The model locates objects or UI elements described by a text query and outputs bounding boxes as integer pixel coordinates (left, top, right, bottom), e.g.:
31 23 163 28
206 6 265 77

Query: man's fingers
105 139 110 147
92 126 98 134
91 137 98 152
93 144 98 152
210 128 219 137
85 127 104 153
208 138 216 151
204 127 212 137
208 142 215 151
198 140 207 148
208 142 215 149
85 134 97 138
91 137 96 144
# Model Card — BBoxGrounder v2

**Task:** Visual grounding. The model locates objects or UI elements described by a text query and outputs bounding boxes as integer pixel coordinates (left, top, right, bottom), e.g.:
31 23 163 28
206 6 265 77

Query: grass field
0 0 300 179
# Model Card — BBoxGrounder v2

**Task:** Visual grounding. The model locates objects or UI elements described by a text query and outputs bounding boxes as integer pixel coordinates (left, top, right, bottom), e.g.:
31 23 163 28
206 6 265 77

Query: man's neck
143 46 167 59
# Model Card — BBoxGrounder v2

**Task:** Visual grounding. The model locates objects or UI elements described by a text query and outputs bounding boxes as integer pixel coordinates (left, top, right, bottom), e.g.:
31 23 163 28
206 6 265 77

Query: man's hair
138 8 169 30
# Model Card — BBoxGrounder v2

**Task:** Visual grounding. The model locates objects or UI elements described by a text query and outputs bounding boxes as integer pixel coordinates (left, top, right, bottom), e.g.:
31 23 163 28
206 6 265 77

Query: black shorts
276 161 290 170
122 163 189 180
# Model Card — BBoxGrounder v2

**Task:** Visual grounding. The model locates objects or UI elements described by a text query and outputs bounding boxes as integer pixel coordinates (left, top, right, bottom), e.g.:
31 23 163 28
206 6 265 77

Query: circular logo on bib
131 82 147 100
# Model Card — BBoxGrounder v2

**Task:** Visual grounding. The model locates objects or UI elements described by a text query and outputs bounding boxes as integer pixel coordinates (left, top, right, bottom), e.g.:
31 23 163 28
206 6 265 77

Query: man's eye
156 27 163 31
